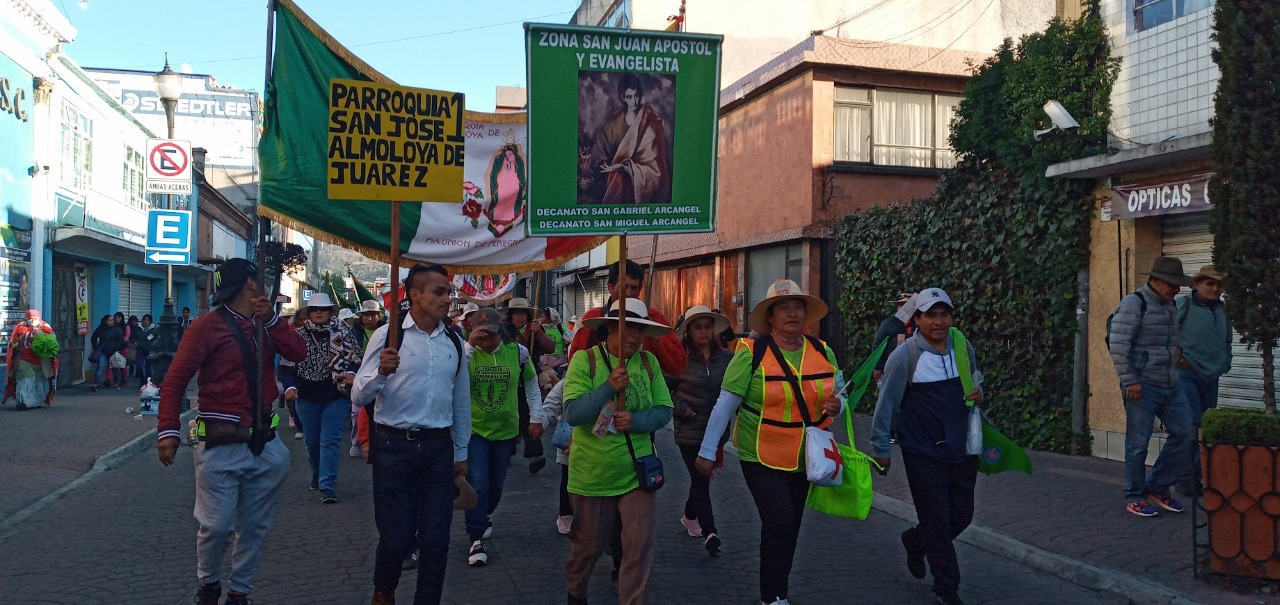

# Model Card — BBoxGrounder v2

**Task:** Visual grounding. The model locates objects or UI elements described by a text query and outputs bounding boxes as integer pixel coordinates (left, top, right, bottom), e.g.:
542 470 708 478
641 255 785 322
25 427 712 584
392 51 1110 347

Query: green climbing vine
836 1 1119 453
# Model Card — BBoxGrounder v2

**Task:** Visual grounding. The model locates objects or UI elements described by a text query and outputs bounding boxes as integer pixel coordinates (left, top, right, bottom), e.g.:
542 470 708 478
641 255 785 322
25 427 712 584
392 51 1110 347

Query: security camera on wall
1033 100 1081 141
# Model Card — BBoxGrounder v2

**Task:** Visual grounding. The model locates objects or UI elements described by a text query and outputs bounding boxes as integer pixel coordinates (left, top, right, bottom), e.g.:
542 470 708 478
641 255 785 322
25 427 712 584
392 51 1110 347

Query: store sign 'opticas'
1107 173 1212 221
0 77 29 123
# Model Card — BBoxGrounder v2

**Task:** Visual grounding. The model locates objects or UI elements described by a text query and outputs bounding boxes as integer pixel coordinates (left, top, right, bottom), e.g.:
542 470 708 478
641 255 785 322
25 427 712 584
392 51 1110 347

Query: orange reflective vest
738 336 836 471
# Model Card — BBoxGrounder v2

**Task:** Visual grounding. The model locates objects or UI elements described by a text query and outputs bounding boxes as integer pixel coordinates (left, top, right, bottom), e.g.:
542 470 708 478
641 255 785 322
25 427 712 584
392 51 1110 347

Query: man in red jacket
156 258 307 605
567 259 686 377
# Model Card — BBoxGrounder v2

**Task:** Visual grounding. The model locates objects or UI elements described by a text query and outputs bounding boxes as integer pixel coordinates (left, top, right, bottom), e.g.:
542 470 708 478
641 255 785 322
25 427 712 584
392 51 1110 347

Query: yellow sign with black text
326 79 465 202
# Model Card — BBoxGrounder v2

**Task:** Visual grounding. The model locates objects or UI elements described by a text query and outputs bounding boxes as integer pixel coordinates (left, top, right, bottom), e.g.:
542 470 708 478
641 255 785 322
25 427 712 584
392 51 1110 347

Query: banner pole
645 234 657 302
251 0 279 453
388 201 402 350
533 270 543 310
616 233 628 412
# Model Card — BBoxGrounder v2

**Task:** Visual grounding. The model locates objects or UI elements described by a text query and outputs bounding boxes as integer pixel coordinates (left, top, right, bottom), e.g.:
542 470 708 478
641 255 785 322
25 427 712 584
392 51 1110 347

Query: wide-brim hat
1193 264 1226 282
212 258 258 305
359 299 383 314
337 308 355 322
581 298 672 337
461 302 481 319
506 297 536 313
747 279 828 334
675 305 731 339
1147 256 1193 287
306 293 337 309
453 475 478 511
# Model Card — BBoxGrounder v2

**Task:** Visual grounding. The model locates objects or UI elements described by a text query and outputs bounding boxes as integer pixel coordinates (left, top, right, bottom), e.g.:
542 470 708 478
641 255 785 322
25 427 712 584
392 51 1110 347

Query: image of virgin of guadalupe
482 141 528 238
578 71 675 205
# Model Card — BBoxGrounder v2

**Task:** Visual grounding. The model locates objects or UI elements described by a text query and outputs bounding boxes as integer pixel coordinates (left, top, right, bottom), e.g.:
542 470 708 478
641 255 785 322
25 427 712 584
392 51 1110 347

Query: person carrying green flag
869 287 983 605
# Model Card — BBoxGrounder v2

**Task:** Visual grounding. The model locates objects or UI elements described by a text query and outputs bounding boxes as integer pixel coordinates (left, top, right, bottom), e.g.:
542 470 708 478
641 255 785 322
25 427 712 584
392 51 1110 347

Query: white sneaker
680 516 702 538
295 431 304 440
348 445 361 457
482 523 493 539
556 515 573 535
467 540 489 566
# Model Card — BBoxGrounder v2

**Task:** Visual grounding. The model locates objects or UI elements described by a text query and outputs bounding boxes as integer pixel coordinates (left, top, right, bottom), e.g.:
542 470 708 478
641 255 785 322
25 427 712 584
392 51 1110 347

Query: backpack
1105 290 1147 349
363 312 465 457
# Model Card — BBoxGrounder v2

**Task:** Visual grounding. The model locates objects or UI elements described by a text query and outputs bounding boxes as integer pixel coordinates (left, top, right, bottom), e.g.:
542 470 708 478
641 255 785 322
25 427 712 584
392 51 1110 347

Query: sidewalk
0 380 192 527
849 414 1269 605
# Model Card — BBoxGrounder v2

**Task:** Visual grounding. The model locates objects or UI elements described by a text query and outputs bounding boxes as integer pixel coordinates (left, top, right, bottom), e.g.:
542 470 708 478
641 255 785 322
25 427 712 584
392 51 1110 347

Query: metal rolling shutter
116 277 155 320
1162 213 1265 410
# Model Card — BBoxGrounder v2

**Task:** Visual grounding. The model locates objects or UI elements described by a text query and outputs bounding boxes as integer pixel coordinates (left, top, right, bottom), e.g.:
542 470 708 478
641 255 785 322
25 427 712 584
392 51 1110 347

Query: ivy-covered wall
835 2 1120 453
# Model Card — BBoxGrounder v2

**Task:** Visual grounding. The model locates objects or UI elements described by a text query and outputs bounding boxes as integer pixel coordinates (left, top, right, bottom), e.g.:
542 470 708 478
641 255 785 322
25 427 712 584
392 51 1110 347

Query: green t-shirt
546 324 567 355
563 347 673 496
469 342 535 441
721 341 841 463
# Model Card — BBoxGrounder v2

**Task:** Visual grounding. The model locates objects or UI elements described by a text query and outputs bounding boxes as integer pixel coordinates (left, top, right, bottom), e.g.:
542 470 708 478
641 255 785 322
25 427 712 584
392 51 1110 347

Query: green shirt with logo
563 348 673 496
469 342 535 441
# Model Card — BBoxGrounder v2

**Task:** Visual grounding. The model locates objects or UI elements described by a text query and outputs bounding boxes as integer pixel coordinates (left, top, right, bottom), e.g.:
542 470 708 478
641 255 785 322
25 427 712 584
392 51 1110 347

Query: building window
1134 0 1213 32
834 87 962 169
60 103 94 190
123 146 145 208
747 243 805 312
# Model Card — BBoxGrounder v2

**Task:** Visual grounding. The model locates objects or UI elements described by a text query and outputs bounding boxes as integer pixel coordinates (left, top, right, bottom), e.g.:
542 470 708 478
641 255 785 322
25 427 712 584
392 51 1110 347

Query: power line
815 0 896 35
829 0 980 50
904 0 997 70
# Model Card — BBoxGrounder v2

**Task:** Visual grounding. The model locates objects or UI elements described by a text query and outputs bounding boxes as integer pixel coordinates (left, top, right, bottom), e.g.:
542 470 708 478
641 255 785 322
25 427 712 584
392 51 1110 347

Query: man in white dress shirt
352 263 470 605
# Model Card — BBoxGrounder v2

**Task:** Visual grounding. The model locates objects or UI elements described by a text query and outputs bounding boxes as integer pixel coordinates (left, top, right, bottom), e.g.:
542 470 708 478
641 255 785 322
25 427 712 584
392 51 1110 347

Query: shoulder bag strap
598 345 654 459
764 339 822 427
216 307 259 409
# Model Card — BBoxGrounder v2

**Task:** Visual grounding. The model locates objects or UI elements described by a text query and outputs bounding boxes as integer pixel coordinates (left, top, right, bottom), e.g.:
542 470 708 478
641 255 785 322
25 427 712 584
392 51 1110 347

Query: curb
0 408 197 545
871 490 1206 605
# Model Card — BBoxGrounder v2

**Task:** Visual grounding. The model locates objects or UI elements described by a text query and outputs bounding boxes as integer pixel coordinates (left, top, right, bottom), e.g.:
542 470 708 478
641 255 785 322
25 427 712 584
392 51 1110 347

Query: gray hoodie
1108 284 1180 388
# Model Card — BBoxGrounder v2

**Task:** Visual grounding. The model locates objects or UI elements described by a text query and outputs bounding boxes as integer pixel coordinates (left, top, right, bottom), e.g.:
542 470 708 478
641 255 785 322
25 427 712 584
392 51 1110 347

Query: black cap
212 258 258 304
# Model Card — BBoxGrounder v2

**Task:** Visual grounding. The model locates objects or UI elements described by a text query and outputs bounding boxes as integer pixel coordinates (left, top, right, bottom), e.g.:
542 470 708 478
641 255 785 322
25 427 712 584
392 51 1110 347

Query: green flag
978 422 1033 475
349 272 378 303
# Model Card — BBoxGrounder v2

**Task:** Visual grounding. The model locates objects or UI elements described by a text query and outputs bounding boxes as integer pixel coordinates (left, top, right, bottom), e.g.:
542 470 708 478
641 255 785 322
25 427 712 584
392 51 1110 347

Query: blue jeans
135 352 152 382
1123 382 1194 501
465 434 516 540
1177 369 1219 490
296 398 348 491
371 425 455 604
193 436 290 594
93 348 112 385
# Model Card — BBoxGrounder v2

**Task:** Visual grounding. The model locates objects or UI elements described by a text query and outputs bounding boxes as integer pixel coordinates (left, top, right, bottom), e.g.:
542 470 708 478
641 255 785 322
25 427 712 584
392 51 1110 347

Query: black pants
559 463 573 516
678 444 716 535
517 395 544 458
740 460 809 602
371 426 455 605
902 451 978 598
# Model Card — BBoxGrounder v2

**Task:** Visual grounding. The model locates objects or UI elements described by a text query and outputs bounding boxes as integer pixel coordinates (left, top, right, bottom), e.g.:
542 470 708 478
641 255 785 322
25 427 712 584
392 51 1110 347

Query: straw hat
747 279 828 334
506 297 536 311
581 299 672 337
675 305 731 340
1193 264 1225 282
359 299 383 314
453 475 478 510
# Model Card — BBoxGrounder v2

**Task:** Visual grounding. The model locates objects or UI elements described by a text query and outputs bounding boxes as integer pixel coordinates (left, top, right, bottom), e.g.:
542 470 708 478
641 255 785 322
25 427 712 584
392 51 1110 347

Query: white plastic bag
965 406 984 456
805 426 843 487
109 352 127 369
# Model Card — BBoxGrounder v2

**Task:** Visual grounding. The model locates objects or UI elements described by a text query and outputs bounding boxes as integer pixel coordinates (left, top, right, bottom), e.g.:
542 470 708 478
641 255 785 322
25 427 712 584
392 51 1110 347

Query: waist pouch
201 420 276 448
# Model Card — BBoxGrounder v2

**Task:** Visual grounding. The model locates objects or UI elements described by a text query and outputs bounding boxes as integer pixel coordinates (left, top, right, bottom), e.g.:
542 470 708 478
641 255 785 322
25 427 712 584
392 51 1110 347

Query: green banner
524 24 721 236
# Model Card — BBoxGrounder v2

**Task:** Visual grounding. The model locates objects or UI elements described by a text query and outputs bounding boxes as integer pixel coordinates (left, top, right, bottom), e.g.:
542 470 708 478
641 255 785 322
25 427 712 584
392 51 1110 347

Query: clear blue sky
59 0 584 111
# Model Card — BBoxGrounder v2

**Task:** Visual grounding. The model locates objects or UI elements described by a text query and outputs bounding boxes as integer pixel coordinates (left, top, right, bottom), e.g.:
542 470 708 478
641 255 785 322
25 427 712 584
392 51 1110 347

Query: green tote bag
805 338 886 520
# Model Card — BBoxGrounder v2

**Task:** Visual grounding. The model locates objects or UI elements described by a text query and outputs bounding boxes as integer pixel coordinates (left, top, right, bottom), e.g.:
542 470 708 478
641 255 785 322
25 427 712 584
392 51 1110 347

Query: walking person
870 288 983 605
155 258 307 605
505 297 553 473
562 298 673 605
90 315 125 391
567 259 686 377
133 314 158 385
539 371 575 534
539 307 573 376
671 305 732 555
351 263 470 605
283 293 350 503
340 300 386 457
1174 265 1233 497
1108 256 1195 517
461 307 543 567
696 279 845 605
4 310 59 409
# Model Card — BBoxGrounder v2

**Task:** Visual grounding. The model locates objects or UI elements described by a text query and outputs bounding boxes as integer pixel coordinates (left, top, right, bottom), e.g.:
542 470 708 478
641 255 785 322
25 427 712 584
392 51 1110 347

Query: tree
1209 0 1280 414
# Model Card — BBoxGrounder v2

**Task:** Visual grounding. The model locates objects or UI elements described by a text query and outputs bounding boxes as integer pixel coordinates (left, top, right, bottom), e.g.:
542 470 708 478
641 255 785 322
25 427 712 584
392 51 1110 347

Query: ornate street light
148 55 184 389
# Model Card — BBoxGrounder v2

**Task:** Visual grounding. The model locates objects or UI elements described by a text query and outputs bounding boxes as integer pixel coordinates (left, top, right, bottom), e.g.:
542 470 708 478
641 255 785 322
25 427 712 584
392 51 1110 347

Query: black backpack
1105 291 1148 349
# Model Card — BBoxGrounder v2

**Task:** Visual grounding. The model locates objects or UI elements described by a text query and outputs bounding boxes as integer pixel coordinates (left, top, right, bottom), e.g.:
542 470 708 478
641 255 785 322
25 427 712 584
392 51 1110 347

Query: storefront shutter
1162 213 1265 410
116 276 155 320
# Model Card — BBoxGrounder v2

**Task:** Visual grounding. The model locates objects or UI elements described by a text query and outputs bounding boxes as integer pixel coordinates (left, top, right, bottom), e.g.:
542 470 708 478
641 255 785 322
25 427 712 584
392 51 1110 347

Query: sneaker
680 515 702 538
760 599 791 605
556 515 573 535
1148 493 1184 513
288 416 296 429
401 550 419 570
349 445 361 458
295 431 304 440
467 539 489 566
529 455 547 474
1125 500 1159 517
704 533 721 555
482 520 493 539
936 593 965 605
902 530 926 579
224 593 251 605
320 489 338 504
309 475 318 490
194 582 221 605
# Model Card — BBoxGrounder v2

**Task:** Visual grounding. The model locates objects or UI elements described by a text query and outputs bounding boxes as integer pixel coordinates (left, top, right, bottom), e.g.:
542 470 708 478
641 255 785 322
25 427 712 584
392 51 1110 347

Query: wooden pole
645 234 657 302
532 270 544 310
615 234 628 411
388 201 401 350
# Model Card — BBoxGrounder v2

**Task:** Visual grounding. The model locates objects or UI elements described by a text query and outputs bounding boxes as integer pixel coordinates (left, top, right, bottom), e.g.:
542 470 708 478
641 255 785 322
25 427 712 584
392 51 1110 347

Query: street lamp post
148 56 184 388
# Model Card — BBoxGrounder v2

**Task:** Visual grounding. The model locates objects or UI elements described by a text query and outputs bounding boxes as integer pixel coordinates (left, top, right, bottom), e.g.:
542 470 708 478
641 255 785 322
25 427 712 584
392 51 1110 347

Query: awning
1045 132 1211 179
49 226 214 279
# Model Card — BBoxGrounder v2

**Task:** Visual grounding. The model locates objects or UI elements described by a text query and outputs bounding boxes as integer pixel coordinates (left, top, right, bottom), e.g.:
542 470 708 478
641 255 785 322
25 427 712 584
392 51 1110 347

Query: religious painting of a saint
576 71 676 205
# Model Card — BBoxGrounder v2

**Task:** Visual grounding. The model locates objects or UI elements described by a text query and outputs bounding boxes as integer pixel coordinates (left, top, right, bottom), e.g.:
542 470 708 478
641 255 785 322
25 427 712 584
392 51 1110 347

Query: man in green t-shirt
561 299 673 605
462 308 542 567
